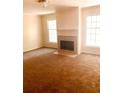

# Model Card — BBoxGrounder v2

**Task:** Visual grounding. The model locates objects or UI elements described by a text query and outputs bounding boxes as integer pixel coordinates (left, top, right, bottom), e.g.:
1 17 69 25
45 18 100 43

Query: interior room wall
81 5 100 55
56 7 79 30
41 14 58 48
23 15 43 52
77 7 82 54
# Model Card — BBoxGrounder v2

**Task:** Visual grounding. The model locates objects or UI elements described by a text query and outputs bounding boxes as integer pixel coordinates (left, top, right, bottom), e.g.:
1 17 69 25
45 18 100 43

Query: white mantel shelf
57 29 78 36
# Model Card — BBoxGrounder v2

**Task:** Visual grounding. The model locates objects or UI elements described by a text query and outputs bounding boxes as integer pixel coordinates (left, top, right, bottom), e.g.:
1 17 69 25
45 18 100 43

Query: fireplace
60 40 74 51
58 36 77 53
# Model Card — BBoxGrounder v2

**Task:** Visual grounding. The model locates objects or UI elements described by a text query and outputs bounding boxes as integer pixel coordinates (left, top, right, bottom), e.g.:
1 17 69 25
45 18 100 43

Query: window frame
47 19 57 43
86 15 100 48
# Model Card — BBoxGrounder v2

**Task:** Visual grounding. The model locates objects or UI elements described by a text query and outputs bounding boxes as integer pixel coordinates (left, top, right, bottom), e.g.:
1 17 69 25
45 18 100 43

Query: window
86 15 100 47
47 20 57 42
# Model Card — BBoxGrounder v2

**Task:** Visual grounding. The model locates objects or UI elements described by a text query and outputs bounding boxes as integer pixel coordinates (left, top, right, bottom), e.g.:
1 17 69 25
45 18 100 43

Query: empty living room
23 0 100 93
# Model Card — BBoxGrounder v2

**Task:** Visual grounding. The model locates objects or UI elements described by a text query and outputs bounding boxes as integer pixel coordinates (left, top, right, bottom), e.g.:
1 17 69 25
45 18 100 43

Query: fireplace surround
58 36 77 53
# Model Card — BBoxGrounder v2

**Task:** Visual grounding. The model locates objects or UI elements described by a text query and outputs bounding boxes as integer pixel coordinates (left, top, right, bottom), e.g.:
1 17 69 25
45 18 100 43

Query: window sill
48 42 57 44
86 46 100 49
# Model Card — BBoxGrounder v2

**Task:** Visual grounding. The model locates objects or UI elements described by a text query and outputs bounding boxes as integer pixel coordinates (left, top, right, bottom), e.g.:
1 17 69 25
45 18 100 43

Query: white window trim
47 19 57 43
86 15 100 48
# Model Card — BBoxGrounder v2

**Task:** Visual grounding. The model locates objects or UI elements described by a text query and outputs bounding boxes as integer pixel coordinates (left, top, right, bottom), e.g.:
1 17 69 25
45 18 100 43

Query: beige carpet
24 48 100 93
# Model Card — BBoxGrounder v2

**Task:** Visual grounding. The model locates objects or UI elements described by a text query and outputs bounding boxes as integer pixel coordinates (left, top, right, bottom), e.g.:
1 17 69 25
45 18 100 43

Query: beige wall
77 7 82 54
56 7 79 30
23 15 43 52
56 7 79 37
81 5 100 55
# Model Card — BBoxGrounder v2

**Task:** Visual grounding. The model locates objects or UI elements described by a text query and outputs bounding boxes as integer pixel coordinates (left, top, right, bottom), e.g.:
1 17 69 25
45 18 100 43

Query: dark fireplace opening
60 40 74 51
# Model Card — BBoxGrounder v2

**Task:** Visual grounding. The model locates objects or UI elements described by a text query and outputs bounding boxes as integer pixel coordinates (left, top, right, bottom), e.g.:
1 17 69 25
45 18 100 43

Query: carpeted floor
23 48 100 93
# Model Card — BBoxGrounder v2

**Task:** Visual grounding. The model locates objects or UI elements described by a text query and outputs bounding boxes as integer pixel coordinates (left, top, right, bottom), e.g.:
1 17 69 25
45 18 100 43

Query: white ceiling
24 0 100 15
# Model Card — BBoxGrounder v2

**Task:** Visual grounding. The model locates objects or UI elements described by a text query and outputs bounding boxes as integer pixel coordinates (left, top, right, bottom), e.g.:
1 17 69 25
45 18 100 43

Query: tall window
47 20 57 42
86 15 100 47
